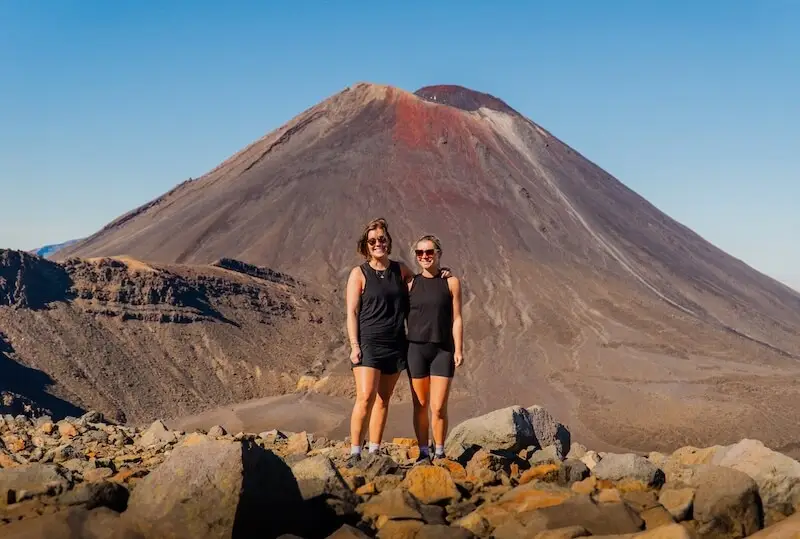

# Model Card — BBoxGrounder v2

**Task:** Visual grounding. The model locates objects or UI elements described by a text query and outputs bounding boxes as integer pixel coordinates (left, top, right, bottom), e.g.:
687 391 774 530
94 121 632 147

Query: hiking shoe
413 452 432 466
367 446 390 458
345 453 362 468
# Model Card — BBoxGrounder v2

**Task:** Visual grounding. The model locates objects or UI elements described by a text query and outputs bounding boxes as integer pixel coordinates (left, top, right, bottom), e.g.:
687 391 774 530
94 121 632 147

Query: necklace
370 263 387 279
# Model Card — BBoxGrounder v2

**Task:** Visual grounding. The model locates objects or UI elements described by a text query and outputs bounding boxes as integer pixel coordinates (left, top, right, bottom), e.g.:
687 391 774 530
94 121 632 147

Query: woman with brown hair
406 234 463 462
345 218 448 466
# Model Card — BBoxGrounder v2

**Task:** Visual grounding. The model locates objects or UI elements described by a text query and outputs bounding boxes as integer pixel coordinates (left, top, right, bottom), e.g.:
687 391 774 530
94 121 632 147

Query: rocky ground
1 404 799 539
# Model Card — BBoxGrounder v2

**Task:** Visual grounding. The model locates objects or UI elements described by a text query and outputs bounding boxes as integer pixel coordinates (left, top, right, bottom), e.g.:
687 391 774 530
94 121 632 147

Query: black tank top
357 260 408 344
407 272 453 346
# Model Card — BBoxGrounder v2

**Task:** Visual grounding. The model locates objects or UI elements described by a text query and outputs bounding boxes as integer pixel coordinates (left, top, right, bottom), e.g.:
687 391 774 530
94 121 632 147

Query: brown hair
412 234 443 256
357 218 393 258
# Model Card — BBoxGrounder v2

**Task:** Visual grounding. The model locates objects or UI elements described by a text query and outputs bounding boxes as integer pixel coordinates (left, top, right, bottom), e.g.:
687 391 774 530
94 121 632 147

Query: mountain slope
40 82 800 454
0 250 341 424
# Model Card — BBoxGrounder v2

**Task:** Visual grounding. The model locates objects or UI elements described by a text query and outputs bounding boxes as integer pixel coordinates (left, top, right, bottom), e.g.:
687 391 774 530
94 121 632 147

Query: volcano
39 82 800 455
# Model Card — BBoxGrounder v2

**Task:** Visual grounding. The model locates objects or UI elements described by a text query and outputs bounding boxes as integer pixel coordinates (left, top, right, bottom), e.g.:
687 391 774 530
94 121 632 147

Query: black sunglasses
415 249 436 257
367 236 388 246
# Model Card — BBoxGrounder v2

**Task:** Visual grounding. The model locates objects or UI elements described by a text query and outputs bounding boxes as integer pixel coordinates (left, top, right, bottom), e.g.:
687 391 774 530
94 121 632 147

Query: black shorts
351 340 407 375
407 341 455 379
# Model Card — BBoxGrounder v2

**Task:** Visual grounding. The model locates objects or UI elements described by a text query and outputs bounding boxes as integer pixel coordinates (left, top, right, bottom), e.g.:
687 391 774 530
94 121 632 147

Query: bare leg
368 371 400 448
429 375 452 451
409 375 431 448
350 367 381 452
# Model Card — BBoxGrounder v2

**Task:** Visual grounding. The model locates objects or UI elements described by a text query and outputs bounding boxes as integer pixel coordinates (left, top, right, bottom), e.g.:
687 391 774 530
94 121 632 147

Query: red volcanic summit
25 81 800 455
414 84 520 114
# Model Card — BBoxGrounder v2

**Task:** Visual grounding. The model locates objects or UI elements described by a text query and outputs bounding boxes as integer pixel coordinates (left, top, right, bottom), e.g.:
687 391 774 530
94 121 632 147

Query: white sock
368 442 380 454
435 445 444 456
350 445 361 455
419 445 430 457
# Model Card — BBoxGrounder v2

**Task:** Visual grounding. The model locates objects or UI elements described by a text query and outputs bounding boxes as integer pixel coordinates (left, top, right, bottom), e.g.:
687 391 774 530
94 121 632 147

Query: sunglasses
415 249 436 257
367 236 388 246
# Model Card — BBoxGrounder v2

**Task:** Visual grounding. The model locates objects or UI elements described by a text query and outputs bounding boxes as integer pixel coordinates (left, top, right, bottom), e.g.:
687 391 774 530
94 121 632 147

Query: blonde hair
356 218 393 258
412 234 443 257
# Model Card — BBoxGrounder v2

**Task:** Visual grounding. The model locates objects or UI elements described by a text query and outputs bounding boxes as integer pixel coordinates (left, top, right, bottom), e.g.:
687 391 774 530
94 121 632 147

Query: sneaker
345 452 362 468
368 446 390 458
413 452 432 466
433 452 446 461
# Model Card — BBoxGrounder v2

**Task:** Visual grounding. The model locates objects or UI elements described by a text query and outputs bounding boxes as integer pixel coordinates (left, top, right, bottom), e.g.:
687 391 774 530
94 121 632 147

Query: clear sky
1 1 798 291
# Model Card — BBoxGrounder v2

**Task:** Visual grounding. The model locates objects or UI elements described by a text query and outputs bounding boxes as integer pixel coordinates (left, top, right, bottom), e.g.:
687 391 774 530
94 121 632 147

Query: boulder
357 488 423 523
402 465 460 505
123 433 306 538
419 503 448 525
83 467 114 482
640 505 677 529
566 443 587 460
415 524 477 538
491 494 644 539
1 506 143 539
530 445 562 466
375 519 424 537
637 523 694 539
290 454 358 520
580 451 601 471
659 488 695 521
77 411 104 426
533 525 590 539
207 425 227 437
692 465 763 538
58 480 129 512
520 464 561 485
559 459 590 485
56 420 78 438
464 448 523 486
648 451 669 468
526 406 571 457
0 463 71 505
711 439 800 524
592 453 665 487
135 420 177 447
669 445 724 467
747 511 800 538
286 431 311 455
353 454 399 481
460 480 575 533
444 406 535 458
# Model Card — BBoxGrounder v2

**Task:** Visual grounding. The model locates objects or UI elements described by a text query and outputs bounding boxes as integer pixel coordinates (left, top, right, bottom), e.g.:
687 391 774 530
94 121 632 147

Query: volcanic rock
122 433 306 538
444 405 536 458
0 405 799 538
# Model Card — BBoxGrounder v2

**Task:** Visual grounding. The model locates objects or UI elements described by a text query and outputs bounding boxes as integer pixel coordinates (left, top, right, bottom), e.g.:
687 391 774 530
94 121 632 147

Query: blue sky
1 1 798 290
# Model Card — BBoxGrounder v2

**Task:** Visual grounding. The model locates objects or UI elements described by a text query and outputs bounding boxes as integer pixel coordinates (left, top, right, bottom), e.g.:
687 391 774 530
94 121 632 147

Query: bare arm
448 277 464 365
399 262 415 285
346 267 364 362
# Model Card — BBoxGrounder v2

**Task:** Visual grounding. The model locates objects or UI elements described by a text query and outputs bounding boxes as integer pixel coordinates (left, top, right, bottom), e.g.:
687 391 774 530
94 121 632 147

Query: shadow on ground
0 332 85 419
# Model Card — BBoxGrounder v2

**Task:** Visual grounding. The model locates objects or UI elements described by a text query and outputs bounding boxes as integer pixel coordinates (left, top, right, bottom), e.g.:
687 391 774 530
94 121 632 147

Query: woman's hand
440 267 453 278
454 351 464 367
350 344 362 365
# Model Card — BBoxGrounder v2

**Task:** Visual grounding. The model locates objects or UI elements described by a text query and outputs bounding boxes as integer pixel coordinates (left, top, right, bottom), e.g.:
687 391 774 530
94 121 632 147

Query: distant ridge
30 238 82 258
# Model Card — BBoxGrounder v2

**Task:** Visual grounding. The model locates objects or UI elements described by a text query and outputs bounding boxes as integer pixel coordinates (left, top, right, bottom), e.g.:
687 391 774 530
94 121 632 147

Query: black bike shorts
350 339 407 375
407 341 455 379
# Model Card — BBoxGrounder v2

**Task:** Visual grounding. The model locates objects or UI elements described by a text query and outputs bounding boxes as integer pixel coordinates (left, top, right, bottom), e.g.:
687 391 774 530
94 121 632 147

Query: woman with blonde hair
345 218 451 466
406 234 463 462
